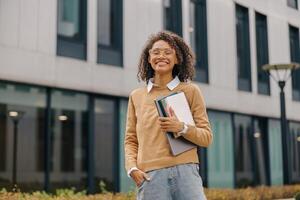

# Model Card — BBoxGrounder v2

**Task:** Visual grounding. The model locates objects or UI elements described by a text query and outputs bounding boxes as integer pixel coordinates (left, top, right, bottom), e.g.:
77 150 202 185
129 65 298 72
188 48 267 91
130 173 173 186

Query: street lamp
262 63 300 185
7 110 25 187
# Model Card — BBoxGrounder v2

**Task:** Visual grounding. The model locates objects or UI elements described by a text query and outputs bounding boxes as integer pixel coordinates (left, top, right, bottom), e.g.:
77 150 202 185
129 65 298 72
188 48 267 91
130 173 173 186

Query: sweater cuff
127 167 139 178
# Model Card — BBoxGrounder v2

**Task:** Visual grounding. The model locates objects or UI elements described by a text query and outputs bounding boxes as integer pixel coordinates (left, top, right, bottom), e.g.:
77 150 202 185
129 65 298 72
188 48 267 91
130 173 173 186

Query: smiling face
148 40 178 76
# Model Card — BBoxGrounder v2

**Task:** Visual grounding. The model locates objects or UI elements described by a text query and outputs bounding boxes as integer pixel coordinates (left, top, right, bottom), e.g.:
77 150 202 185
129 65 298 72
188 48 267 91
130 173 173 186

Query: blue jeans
137 163 206 200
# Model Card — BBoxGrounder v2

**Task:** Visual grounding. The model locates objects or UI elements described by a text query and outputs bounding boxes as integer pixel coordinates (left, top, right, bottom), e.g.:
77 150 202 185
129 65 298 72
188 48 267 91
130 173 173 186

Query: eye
164 49 173 55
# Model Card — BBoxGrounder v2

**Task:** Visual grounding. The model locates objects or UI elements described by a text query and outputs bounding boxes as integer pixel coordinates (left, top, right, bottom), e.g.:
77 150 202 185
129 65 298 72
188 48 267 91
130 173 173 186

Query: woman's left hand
158 106 183 133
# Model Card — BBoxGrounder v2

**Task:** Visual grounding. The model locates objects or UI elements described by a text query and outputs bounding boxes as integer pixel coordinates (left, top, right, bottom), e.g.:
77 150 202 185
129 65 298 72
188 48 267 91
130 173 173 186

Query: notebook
154 91 197 156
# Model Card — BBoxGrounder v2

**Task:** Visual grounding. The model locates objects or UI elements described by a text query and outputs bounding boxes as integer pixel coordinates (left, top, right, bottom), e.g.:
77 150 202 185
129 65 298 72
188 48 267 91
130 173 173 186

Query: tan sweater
124 82 213 172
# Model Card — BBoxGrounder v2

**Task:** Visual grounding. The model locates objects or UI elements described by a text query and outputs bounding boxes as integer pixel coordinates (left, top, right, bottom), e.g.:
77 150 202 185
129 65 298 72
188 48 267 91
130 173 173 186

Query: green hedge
0 185 300 200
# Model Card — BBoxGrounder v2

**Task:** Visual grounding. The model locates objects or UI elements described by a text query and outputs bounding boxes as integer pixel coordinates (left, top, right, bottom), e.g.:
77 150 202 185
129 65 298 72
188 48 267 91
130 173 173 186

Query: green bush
0 184 299 200
295 191 300 200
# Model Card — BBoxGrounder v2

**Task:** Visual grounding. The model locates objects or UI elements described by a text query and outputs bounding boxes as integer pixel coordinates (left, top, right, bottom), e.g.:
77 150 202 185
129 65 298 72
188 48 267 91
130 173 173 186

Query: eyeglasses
149 48 175 56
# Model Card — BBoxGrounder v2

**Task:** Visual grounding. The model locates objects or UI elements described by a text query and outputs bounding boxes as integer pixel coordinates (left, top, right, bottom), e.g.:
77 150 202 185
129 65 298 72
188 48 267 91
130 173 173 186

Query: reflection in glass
58 0 80 38
0 83 46 191
255 12 270 95
268 119 283 185
94 99 116 192
253 117 269 185
289 122 300 183
234 114 254 187
98 0 111 46
236 4 252 92
207 111 234 188
289 26 300 101
50 90 88 191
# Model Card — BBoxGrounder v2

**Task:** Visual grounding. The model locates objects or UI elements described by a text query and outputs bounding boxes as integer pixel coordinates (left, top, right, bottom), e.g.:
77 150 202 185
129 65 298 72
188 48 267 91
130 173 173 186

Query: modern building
0 0 300 194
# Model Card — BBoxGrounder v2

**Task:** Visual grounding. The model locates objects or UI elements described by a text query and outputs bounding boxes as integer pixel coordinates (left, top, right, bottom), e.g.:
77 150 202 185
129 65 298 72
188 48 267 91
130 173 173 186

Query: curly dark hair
137 31 196 82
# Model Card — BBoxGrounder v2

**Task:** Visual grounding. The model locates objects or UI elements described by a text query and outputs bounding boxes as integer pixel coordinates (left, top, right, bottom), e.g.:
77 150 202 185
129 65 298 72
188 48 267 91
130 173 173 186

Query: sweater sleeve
124 94 139 171
182 84 213 147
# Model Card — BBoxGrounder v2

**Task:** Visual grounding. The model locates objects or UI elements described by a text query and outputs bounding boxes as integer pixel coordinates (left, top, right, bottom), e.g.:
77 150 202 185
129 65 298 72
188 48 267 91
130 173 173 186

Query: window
287 0 298 9
234 115 270 187
207 111 234 188
50 90 88 191
189 0 209 83
0 82 46 190
163 0 182 36
0 105 7 172
289 25 300 101
255 12 270 95
234 114 254 187
97 0 123 66
236 4 252 92
94 98 117 192
289 122 300 183
268 119 283 185
57 0 87 60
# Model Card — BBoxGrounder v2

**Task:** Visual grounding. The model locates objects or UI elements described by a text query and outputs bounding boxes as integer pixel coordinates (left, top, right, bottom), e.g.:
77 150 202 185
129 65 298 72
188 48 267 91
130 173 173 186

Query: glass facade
234 115 270 187
234 114 254 187
268 119 283 185
207 111 234 188
94 98 117 191
0 83 46 191
119 99 135 192
289 122 300 183
97 0 123 66
236 4 252 92
0 80 300 192
49 90 88 191
189 0 209 83
57 0 87 60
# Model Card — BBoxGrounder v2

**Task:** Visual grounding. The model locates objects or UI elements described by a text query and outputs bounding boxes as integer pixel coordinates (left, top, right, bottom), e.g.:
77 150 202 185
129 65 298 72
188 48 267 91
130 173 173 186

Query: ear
148 55 151 63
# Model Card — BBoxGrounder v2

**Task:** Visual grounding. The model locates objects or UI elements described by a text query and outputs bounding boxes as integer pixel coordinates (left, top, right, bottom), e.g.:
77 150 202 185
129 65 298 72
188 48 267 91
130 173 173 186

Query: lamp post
8 110 24 187
262 63 300 185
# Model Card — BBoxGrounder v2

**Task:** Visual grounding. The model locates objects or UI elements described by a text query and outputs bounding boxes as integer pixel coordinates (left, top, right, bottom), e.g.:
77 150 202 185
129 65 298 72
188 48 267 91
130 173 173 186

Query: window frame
235 4 252 92
255 12 270 95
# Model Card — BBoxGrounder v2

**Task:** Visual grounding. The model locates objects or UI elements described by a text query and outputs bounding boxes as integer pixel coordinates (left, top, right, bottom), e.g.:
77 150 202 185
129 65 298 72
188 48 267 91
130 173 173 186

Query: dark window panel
60 110 75 172
94 99 116 192
236 4 252 92
163 0 182 36
37 108 45 171
234 114 255 187
289 122 300 183
57 0 87 60
255 12 270 95
287 0 298 9
81 111 88 172
97 0 123 66
289 25 300 101
190 0 209 83
0 104 7 172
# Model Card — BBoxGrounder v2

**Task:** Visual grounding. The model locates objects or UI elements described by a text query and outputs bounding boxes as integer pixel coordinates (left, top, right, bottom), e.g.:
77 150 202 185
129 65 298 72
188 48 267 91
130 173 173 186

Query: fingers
131 170 150 187
143 172 151 181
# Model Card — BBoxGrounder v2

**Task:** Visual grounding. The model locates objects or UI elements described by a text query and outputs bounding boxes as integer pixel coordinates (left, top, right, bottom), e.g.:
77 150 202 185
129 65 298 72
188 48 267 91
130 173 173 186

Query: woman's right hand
130 169 151 187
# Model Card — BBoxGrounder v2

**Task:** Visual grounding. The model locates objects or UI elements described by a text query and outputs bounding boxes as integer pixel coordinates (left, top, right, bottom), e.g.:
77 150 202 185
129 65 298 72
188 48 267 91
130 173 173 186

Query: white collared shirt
147 76 180 93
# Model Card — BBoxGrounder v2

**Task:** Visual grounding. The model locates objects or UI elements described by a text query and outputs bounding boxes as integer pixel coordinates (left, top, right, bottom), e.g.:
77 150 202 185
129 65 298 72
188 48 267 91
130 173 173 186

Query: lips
154 59 169 65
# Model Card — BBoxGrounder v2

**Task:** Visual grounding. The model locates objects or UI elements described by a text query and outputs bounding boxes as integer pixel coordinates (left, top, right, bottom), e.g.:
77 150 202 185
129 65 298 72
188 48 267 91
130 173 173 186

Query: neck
153 73 173 87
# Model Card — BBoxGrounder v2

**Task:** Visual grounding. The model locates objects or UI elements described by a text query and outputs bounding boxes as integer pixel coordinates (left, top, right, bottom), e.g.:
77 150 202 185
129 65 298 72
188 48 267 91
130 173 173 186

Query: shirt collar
147 76 180 93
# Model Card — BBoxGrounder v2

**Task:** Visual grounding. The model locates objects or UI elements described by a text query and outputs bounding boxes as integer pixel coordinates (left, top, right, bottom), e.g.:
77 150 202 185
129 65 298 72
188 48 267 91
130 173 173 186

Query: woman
124 31 213 200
